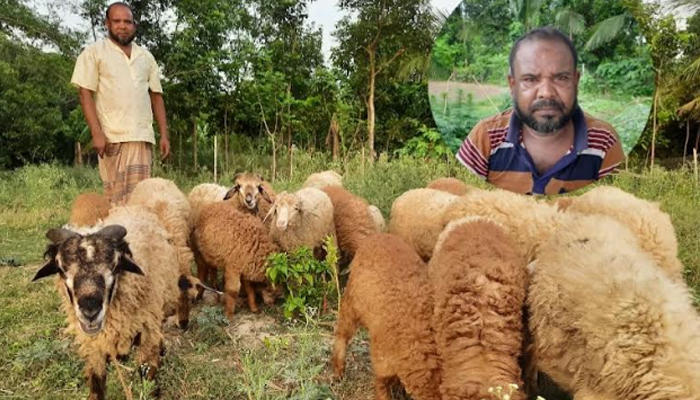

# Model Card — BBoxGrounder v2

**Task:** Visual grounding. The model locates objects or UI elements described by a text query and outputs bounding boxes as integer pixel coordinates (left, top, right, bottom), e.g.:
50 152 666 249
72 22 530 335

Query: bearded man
456 27 624 195
71 2 170 205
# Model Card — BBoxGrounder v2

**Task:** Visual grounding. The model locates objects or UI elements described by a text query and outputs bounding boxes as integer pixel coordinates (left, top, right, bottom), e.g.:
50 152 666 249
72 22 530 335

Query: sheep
223 172 275 223
388 188 461 261
67 192 111 228
560 185 684 281
440 188 566 262
527 214 700 400
266 188 336 259
429 217 527 400
426 177 472 196
127 178 193 278
332 233 441 400
320 186 378 263
32 205 195 400
303 170 343 189
367 205 386 232
187 183 229 228
193 201 279 320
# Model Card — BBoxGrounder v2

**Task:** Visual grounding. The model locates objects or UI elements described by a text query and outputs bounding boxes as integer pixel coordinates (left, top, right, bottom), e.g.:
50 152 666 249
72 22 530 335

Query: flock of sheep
32 171 700 400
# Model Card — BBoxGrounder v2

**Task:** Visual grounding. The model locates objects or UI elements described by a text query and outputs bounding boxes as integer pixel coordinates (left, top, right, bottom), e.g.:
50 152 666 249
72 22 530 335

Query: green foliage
396 125 453 159
266 237 339 321
581 57 655 97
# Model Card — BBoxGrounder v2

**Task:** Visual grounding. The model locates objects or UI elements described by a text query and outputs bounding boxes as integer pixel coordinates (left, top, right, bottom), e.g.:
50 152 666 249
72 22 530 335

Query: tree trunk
224 107 229 171
331 115 340 161
214 135 218 183
193 119 198 170
270 133 277 181
74 142 83 166
178 130 182 170
650 84 658 168
684 121 690 163
367 53 377 162
695 123 700 153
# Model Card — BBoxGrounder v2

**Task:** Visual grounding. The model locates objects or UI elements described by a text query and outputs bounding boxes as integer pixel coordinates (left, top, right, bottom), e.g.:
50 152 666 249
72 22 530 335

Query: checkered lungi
98 142 152 206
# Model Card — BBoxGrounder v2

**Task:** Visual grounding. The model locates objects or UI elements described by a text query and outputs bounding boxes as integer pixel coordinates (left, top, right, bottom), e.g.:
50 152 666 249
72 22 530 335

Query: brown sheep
332 233 441 400
429 217 527 400
193 201 279 320
426 177 472 196
68 192 111 228
224 172 275 224
320 186 378 263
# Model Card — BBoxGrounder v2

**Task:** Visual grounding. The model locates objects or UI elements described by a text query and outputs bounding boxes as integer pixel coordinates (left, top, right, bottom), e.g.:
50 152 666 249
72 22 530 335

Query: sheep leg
224 269 242 321
195 252 209 298
332 295 359 377
85 355 107 400
373 376 394 400
137 323 163 382
242 279 259 313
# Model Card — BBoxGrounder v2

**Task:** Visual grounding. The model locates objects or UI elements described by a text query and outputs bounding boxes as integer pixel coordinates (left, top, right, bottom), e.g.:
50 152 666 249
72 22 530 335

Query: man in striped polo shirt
456 27 624 195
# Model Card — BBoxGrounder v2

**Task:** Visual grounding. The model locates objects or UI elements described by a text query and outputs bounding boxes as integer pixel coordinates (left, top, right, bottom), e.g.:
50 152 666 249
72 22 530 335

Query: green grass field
1 153 698 399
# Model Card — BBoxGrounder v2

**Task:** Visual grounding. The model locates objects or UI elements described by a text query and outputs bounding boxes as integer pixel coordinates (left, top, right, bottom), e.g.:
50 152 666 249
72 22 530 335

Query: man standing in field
71 2 170 205
456 27 624 195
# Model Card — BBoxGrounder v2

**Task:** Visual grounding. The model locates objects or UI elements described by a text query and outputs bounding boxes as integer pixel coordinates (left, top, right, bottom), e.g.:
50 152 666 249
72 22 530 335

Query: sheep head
33 225 143 336
267 192 302 231
224 172 272 211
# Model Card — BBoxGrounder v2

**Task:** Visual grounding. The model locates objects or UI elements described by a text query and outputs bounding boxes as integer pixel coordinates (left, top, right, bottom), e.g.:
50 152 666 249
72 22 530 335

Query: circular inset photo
429 1 654 195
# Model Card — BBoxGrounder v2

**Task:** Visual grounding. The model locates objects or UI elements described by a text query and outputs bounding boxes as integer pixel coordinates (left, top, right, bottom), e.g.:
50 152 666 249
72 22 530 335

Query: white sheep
303 170 343 189
266 188 336 259
388 188 461 261
367 205 386 232
527 214 700 400
127 178 193 279
32 205 195 400
426 177 472 196
560 185 684 281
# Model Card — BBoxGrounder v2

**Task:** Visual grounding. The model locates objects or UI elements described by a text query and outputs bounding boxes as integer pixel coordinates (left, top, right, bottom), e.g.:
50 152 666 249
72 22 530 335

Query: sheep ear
258 185 272 203
96 225 127 241
224 185 240 200
233 172 243 182
257 174 265 181
33 258 61 281
46 228 79 244
117 254 144 276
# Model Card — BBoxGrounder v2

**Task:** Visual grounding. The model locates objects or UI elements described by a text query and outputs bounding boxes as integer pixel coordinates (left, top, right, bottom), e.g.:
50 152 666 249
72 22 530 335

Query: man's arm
78 87 108 158
149 90 170 160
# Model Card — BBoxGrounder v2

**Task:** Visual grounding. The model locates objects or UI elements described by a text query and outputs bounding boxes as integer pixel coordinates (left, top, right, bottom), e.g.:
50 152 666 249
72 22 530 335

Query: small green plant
266 236 339 321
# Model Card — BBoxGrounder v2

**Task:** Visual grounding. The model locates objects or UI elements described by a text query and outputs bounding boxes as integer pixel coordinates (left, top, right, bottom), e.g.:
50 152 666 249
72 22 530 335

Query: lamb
429 217 527 400
266 188 336 259
559 185 684 280
367 205 386 232
193 201 279 320
303 170 343 189
388 188 461 261
332 233 441 400
527 214 700 400
127 178 193 278
223 172 275 223
67 192 111 228
32 205 195 400
320 186 378 262
426 177 472 196
441 188 566 262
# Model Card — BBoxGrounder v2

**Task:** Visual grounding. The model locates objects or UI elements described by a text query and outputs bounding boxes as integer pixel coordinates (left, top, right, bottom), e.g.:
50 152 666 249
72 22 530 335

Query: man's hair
105 2 134 21
509 27 578 76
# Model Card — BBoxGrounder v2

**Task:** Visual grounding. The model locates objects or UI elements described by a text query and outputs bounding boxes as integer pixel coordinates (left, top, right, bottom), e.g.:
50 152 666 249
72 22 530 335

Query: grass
0 153 698 399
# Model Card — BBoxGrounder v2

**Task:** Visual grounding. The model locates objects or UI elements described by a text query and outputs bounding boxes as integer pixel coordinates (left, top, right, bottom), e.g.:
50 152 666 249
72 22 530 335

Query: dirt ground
428 80 509 103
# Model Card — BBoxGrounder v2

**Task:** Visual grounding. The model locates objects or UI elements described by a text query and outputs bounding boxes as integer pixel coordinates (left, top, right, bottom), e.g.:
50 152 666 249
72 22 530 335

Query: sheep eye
258 185 264 192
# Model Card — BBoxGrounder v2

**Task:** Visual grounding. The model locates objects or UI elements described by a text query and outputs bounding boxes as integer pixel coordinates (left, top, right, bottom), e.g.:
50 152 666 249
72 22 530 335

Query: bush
266 237 340 321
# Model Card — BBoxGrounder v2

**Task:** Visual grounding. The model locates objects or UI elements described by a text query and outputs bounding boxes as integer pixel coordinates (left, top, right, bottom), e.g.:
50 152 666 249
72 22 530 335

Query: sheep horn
263 204 276 223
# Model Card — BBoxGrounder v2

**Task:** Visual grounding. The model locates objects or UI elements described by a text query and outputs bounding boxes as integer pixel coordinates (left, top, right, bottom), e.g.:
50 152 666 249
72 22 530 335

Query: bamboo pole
214 134 218 183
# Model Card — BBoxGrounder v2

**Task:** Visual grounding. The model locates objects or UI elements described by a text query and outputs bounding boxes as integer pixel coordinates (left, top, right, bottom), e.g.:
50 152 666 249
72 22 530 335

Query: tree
333 0 435 160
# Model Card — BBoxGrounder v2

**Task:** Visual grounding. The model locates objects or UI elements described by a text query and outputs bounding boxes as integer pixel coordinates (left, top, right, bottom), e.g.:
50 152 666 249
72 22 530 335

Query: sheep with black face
33 205 189 400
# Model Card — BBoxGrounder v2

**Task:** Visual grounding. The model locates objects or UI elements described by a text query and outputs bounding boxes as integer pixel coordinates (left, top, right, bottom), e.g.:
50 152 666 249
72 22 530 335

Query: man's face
105 5 136 46
508 39 580 136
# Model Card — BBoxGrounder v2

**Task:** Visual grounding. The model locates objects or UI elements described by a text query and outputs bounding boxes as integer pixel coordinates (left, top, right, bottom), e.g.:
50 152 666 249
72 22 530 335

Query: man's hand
92 130 108 158
159 136 170 160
